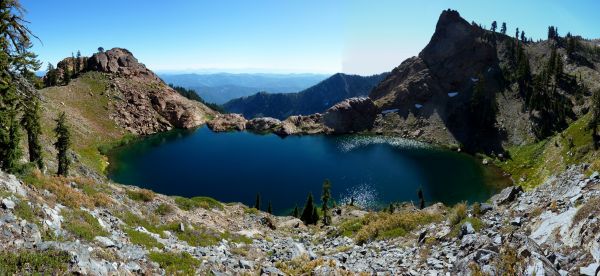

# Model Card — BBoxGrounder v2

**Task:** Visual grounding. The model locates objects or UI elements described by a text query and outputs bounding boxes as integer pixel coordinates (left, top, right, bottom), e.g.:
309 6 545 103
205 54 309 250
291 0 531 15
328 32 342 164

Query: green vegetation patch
155 203 174 216
62 209 108 241
573 197 600 224
126 189 155 202
449 217 485 237
148 251 200 275
173 196 223 211
350 211 442 244
0 249 71 275
124 228 164 249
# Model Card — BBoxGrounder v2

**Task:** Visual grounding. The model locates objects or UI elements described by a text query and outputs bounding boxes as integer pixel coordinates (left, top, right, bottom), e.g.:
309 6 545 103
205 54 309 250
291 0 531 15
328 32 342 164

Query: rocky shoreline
1 163 598 275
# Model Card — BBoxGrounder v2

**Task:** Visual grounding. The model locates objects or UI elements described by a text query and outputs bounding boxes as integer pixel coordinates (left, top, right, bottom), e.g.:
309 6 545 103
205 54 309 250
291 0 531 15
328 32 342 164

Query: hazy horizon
23 0 600 75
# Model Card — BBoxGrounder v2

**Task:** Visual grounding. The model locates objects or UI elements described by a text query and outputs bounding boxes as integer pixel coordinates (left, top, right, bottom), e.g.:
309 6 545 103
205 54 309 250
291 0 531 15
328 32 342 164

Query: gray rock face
1 198 15 209
322 97 378 134
246 117 282 133
207 113 248 132
491 185 523 206
87 48 160 81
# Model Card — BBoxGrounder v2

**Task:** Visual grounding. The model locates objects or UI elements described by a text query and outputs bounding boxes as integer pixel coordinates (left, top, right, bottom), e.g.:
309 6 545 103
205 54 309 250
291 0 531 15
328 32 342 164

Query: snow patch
448 92 459 97
381 108 399 114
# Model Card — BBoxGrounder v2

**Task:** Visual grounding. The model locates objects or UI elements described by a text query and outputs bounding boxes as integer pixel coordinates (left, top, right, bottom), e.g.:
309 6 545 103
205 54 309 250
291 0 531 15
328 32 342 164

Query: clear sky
22 0 600 75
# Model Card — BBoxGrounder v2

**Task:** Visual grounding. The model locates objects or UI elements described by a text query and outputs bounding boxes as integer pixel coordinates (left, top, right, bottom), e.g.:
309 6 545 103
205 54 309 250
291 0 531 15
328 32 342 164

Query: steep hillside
223 73 387 119
160 73 328 104
369 10 600 153
39 48 217 173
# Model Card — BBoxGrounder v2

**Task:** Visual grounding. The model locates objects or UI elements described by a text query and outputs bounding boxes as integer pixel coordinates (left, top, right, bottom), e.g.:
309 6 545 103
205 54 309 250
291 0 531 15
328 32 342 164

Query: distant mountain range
222 73 388 119
159 73 328 104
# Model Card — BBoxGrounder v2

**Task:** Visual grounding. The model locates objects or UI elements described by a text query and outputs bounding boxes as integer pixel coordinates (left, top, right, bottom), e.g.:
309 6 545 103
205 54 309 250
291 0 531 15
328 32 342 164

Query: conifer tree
292 205 299 218
521 31 526 42
500 22 507 35
417 187 425 209
21 98 43 169
267 201 272 214
311 206 319 225
321 179 332 225
63 68 71 85
300 192 315 225
45 63 57 87
75 50 81 74
0 0 39 172
54 112 71 176
515 28 519 40
254 193 261 210
491 21 497 33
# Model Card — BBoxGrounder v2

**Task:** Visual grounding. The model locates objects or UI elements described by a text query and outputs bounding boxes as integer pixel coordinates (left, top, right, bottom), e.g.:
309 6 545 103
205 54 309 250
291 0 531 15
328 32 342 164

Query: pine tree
491 21 497 33
520 31 526 42
21 98 43 169
321 179 332 225
75 50 82 74
63 68 71 85
500 22 507 35
254 193 261 210
292 205 299 218
45 63 57 87
54 112 71 176
0 0 39 173
300 193 315 225
311 206 319 225
515 28 519 40
267 201 272 214
417 187 425 209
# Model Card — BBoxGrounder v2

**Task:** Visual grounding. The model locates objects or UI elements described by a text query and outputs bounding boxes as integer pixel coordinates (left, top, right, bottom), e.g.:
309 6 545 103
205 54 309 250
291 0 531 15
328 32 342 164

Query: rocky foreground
1 164 599 275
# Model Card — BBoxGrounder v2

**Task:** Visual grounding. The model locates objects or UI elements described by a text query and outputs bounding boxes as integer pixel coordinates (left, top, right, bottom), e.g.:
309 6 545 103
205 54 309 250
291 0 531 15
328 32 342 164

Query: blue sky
22 0 600 75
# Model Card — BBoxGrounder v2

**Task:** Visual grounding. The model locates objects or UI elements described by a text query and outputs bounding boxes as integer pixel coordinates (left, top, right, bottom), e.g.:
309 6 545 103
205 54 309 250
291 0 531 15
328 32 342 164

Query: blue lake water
108 126 509 214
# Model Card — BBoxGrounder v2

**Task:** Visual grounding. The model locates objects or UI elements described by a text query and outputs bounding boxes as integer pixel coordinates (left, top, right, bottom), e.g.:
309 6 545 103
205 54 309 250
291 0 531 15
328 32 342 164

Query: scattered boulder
207 114 247 132
1 198 15 209
491 185 523 206
322 97 377 134
246 117 282 133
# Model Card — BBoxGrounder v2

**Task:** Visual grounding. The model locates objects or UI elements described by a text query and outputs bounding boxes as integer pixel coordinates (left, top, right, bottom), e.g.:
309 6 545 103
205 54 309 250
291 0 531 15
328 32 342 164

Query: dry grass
573 197 600 224
22 170 111 209
353 210 442 244
448 202 468 226
126 189 155 202
275 255 352 276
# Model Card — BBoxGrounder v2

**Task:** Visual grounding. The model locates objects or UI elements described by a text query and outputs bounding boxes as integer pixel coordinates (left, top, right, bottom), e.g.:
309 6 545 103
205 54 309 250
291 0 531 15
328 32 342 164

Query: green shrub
148 251 200 275
62 209 108 241
124 228 164 249
244 207 259 215
354 211 442 244
155 203 174 216
14 200 37 223
127 189 155 202
0 249 71 275
174 196 223 211
449 217 485 237
448 202 468 226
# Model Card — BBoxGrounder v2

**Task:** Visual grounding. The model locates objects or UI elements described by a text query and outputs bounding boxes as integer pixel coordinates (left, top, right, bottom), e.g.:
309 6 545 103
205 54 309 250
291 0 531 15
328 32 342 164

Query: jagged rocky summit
47 48 216 135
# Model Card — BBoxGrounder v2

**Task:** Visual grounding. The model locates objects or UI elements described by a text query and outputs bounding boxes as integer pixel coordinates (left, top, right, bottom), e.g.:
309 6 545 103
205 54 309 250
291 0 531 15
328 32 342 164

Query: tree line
0 0 72 176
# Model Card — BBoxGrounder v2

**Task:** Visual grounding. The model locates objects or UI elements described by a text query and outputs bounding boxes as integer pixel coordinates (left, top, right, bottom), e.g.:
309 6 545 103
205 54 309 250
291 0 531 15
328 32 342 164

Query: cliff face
48 48 216 135
369 10 600 152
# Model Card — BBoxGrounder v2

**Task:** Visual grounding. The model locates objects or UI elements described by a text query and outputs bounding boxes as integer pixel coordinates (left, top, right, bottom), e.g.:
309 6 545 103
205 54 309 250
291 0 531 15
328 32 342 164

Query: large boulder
246 117 282 133
490 185 523 206
87 48 160 81
207 114 248 132
322 97 377 134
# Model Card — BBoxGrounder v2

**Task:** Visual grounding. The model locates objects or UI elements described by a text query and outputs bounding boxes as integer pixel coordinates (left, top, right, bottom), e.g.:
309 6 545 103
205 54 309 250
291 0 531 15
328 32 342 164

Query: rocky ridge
47 48 216 135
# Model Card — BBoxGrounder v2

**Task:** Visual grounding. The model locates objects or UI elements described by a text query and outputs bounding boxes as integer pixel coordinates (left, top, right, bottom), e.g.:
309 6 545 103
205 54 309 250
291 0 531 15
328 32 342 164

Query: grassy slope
494 113 599 189
39 72 127 172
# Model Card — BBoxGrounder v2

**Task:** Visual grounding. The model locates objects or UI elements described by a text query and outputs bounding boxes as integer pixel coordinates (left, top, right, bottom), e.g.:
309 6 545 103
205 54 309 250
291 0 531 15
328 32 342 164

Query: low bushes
62 209 108 241
174 196 223 211
148 252 200 275
0 249 71 275
354 210 442 244
126 189 155 202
